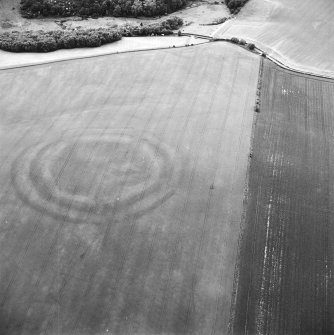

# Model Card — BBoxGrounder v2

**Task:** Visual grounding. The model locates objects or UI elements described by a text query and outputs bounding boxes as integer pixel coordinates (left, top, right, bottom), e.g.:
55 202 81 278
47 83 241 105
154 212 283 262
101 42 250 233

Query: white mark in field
257 195 273 335
281 86 300 96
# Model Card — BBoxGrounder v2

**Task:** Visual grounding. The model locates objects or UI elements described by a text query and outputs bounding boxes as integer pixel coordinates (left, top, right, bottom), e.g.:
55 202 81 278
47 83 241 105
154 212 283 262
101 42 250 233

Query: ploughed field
214 0 334 77
231 60 334 335
0 43 259 334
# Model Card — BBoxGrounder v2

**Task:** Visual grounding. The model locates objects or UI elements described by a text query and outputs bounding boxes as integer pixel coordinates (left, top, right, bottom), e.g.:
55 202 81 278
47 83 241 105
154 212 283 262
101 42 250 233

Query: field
0 43 260 334
230 59 334 334
2 0 334 332
214 0 334 77
0 36 205 69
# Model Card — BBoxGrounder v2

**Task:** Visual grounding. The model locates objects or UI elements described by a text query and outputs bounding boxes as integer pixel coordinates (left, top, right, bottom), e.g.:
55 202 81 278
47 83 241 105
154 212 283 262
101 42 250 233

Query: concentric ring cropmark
12 130 176 223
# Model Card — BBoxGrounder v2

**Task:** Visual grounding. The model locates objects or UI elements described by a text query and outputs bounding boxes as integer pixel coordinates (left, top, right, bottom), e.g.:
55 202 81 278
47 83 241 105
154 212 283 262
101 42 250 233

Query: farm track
0 43 259 334
230 59 334 335
3 37 334 84
0 37 210 71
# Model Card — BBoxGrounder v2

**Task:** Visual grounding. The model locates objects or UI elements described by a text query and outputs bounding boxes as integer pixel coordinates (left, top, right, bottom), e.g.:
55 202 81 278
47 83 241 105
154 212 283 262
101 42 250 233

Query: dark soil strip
230 59 334 335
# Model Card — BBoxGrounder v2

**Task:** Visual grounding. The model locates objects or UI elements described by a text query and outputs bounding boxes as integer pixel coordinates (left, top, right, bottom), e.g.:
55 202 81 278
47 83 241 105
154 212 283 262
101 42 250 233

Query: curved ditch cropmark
11 131 175 224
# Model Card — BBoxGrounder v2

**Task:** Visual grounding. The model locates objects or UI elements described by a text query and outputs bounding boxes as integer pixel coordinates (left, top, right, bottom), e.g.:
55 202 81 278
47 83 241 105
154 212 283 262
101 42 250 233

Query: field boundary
179 32 213 40
256 47 334 81
2 33 334 83
227 55 264 334
0 38 210 71
212 38 334 81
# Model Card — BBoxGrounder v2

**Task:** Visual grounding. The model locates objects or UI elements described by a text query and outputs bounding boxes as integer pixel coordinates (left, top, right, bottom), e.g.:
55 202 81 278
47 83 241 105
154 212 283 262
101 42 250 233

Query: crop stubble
231 59 334 335
0 43 259 334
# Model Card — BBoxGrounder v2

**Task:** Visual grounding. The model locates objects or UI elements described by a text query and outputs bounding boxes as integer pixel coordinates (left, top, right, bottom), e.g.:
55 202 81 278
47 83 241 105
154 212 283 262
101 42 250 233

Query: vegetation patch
119 16 183 36
0 28 121 52
225 0 249 14
229 36 251 48
254 57 263 113
200 17 228 26
20 0 187 18
0 16 183 52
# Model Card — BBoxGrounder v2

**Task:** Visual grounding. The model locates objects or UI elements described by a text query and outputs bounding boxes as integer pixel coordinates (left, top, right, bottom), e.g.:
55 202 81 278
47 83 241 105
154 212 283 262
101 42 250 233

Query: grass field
231 59 334 335
214 0 334 77
0 43 260 334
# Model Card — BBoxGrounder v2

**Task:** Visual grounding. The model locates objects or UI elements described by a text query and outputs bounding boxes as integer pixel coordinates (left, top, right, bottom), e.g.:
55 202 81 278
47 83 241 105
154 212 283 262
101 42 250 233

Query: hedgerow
0 29 122 52
121 16 183 36
0 16 183 52
225 0 249 14
230 36 257 52
20 0 187 18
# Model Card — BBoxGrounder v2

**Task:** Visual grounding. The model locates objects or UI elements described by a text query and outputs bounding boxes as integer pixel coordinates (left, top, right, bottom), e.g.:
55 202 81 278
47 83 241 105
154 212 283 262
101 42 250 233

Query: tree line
20 0 187 18
225 0 249 14
0 16 183 52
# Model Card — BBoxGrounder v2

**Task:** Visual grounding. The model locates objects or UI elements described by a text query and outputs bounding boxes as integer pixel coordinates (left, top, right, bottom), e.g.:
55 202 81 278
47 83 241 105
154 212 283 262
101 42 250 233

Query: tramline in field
0 43 260 334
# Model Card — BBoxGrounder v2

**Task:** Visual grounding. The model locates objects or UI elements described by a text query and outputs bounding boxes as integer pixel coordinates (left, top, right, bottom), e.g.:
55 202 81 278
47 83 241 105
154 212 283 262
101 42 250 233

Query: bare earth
177 2 230 36
0 0 60 31
0 43 260 334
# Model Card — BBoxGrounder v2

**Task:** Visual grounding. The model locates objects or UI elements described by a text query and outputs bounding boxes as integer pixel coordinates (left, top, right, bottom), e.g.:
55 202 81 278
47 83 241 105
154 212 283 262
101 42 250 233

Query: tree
131 0 143 16
143 0 157 16
113 4 122 16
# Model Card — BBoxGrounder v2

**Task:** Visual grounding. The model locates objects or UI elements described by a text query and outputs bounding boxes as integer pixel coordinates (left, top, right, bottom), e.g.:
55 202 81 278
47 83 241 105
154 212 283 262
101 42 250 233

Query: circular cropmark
12 130 175 223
